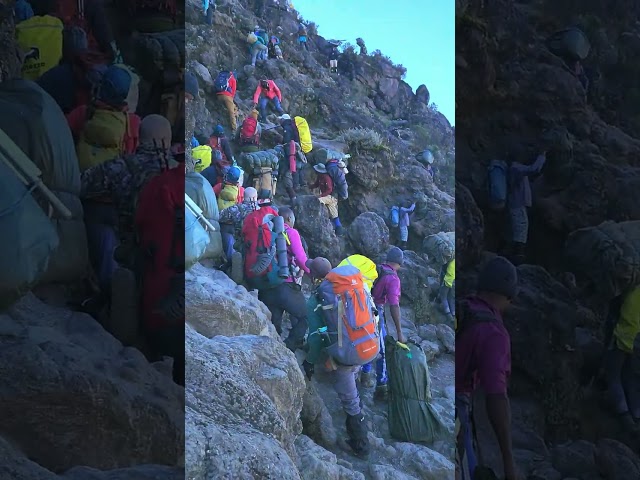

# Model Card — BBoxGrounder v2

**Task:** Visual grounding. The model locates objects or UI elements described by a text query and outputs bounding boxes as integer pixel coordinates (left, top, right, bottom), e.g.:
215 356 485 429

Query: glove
302 360 314 380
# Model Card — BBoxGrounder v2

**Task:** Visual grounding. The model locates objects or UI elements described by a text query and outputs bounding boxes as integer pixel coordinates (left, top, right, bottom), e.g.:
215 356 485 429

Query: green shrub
338 127 388 153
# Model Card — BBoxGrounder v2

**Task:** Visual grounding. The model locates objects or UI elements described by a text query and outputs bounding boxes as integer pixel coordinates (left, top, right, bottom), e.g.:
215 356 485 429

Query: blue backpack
390 206 400 228
213 71 231 94
487 160 508 210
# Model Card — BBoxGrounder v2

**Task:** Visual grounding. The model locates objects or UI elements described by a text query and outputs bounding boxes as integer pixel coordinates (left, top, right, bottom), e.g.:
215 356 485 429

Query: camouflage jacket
80 144 176 235
219 201 258 234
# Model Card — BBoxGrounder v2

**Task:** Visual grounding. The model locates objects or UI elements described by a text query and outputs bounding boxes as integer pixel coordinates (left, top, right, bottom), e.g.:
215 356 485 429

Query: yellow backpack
294 116 313 154
76 109 129 172
192 145 212 173
217 184 239 211
338 254 378 291
16 15 64 81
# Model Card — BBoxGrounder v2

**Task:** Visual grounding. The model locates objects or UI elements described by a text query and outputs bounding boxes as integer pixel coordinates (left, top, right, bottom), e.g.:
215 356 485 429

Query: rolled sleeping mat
272 215 289 278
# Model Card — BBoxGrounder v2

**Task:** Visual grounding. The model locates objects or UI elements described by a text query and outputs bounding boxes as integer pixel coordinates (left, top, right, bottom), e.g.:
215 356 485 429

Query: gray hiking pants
509 206 529 244
332 365 362 416
258 282 308 349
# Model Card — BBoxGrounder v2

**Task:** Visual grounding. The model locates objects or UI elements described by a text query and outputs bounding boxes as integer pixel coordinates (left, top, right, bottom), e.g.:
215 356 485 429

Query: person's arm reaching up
511 153 546 176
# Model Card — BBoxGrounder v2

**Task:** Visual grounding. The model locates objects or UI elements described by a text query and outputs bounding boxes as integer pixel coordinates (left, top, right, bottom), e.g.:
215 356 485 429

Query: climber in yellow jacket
439 258 455 318
605 284 640 431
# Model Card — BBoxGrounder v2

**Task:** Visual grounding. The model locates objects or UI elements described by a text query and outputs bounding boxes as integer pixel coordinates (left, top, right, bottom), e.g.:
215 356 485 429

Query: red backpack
209 136 229 165
135 167 185 329
239 117 260 146
241 206 283 289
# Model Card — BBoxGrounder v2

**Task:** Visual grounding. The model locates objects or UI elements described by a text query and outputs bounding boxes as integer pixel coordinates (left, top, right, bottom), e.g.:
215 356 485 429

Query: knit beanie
477 256 518 299
386 246 404 266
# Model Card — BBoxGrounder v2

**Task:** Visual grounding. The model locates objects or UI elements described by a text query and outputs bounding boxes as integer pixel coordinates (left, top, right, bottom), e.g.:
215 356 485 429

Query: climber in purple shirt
456 256 520 480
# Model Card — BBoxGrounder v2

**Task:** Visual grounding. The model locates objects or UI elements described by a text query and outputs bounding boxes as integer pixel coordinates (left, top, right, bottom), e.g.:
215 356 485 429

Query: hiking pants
509 206 529 244
332 365 362 416
220 223 236 261
83 202 119 295
439 284 455 315
205 5 213 25
146 324 185 386
361 304 388 386
330 59 338 69
455 393 478 477
251 43 268 66
217 94 237 131
399 225 409 242
604 347 640 418
258 282 308 347
258 96 283 121
318 195 339 219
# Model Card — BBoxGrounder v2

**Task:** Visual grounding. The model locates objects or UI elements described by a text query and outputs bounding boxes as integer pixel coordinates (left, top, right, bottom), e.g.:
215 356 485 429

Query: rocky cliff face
457 0 640 477
185 0 456 477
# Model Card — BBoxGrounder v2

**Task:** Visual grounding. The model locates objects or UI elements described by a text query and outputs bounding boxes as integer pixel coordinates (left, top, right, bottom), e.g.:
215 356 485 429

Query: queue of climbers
182 16 447 454
7 0 187 386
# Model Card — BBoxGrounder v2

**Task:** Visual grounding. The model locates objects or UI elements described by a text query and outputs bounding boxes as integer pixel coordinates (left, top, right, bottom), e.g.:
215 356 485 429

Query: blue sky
293 0 455 125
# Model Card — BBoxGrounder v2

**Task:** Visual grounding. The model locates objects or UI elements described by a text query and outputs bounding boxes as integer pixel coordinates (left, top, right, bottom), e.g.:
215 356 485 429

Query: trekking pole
185 194 217 232
0 129 72 220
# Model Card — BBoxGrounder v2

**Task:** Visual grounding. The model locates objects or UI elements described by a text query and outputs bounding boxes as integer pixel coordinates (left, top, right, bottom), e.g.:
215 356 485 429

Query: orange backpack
316 264 380 366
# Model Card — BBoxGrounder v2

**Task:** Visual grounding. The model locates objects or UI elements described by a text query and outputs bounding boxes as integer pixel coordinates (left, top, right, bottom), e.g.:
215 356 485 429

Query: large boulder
185 325 306 480
0 294 184 473
295 435 364 480
185 263 276 339
300 383 337 449
595 439 640 479
348 212 390 258
293 195 342 265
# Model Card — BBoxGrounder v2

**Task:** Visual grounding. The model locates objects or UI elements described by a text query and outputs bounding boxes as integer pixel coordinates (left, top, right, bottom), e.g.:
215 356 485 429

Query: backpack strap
456 300 498 338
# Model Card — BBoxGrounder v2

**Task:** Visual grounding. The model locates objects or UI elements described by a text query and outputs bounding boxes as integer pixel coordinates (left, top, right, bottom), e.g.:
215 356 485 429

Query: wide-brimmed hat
313 163 327 173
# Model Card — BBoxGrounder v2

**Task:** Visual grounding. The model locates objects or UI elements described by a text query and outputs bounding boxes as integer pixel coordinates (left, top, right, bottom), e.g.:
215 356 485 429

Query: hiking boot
345 412 370 458
335 225 345 236
374 384 388 402
359 370 376 389
284 335 303 352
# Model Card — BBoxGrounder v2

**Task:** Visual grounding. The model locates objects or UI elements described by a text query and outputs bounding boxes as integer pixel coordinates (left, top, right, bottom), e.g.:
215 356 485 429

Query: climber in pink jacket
252 79 284 122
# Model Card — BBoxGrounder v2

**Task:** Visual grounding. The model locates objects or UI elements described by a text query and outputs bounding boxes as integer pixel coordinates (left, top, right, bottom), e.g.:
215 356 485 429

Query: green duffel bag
240 150 279 171
386 336 445 443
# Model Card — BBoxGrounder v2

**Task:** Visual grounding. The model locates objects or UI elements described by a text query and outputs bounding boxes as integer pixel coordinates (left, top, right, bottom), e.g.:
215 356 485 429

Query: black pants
146 324 185 386
258 282 308 348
